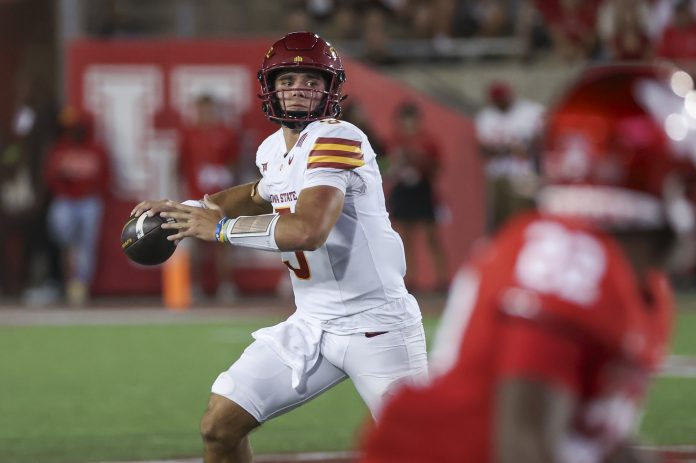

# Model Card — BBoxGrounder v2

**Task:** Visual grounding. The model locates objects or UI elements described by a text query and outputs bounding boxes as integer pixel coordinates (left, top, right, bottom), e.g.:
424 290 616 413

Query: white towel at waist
251 314 324 391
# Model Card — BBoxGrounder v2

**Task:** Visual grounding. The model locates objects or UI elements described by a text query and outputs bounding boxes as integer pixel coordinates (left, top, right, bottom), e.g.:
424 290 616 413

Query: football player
360 64 696 463
131 32 428 463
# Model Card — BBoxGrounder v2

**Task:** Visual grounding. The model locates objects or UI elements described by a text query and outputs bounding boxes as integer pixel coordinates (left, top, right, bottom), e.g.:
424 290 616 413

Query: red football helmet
538 64 696 240
258 31 345 128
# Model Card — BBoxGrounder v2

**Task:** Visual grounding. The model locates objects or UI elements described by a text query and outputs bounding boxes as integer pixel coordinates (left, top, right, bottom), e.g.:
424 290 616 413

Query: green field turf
1 295 695 463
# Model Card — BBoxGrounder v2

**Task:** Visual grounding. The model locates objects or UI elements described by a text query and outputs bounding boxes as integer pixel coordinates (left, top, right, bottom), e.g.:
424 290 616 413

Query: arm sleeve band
224 213 281 251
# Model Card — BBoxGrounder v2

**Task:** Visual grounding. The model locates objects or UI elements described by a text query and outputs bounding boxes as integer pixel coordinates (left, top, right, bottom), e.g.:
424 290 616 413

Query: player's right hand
131 199 181 218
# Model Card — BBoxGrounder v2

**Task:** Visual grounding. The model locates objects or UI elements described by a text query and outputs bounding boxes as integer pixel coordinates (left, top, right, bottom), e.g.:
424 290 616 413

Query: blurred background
3 2 696 463
0 0 694 306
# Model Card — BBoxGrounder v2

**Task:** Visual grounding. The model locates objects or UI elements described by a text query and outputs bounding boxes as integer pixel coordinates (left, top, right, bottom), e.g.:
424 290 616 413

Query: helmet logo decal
258 32 345 129
553 134 591 181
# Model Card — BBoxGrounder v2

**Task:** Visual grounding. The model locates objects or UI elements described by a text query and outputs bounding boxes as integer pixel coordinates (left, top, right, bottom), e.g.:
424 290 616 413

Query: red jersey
179 123 238 199
387 130 441 181
44 139 111 198
536 0 600 44
657 23 696 60
362 213 672 463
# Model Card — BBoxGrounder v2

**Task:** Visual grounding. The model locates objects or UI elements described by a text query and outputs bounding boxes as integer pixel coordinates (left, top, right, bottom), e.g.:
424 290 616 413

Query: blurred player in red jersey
179 94 238 203
385 102 448 291
45 107 111 305
178 94 239 300
361 64 696 463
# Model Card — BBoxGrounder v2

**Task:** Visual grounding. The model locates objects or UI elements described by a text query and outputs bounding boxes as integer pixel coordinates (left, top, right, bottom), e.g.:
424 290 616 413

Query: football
121 213 177 266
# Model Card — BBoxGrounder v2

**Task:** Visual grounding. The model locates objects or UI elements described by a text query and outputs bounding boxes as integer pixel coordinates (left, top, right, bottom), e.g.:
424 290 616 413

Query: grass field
1 294 695 463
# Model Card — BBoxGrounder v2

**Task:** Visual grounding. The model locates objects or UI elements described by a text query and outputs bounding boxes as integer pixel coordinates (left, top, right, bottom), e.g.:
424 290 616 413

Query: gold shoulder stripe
308 156 365 166
309 148 363 160
307 155 366 168
311 143 362 154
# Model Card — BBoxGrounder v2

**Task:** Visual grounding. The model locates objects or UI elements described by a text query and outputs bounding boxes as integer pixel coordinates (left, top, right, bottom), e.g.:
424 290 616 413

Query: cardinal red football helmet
538 64 696 238
258 32 345 128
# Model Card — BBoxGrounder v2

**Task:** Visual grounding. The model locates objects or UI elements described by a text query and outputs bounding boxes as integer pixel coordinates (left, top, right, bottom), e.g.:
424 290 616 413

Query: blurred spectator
470 0 511 37
647 0 696 44
384 102 448 291
0 85 59 302
340 100 385 157
391 0 462 39
362 6 398 65
329 3 362 40
303 0 337 21
44 108 111 306
514 0 553 60
405 0 437 38
285 9 312 33
0 126 36 299
475 80 544 235
95 0 147 38
340 99 388 199
361 63 688 463
430 0 458 53
536 0 601 62
597 0 652 61
178 94 240 301
656 0 696 76
284 0 314 32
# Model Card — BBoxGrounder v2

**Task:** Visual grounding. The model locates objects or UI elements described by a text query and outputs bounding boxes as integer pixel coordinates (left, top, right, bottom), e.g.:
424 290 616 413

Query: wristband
215 217 229 243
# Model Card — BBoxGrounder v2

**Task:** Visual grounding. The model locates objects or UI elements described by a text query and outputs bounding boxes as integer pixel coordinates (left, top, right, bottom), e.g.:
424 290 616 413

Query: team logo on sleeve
307 137 364 170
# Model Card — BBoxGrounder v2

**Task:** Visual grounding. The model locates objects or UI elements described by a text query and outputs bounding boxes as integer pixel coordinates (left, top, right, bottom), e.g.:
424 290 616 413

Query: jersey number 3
275 207 311 279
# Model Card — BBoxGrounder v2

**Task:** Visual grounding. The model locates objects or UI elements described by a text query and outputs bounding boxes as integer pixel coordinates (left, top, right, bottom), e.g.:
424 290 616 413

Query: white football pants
211 322 428 422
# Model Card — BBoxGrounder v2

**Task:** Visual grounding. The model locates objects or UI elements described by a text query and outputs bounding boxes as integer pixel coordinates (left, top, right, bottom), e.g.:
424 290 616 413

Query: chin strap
279 119 311 131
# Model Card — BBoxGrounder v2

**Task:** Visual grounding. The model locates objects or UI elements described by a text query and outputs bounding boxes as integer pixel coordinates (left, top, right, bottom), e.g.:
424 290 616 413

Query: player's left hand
160 195 224 242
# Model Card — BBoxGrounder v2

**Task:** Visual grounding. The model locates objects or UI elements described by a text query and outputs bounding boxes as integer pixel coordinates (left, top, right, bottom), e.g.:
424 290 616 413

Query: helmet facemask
259 68 343 130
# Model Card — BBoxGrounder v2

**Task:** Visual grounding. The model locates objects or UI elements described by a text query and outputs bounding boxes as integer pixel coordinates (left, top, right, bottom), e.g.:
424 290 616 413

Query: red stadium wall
67 39 483 296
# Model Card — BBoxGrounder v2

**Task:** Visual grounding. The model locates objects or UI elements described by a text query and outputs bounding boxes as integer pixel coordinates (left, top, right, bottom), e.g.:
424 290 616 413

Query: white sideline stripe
103 460 202 463
257 451 357 461
103 450 358 463
660 355 696 378
638 445 696 459
0 307 285 326
640 445 696 451
99 447 696 463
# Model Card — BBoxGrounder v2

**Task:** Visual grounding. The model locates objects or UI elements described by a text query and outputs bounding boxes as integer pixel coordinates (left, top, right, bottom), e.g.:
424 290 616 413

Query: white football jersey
256 119 412 322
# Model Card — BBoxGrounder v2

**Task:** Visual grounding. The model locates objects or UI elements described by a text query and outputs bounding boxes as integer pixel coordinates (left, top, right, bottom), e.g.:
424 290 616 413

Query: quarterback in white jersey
132 31 427 463
256 118 416 323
